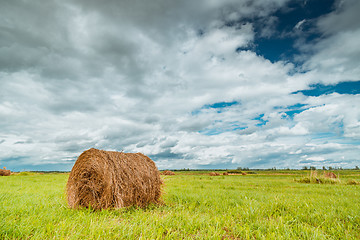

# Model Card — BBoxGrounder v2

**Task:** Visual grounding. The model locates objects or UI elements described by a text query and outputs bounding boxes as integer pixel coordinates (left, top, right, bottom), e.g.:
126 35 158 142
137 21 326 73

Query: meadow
0 170 359 239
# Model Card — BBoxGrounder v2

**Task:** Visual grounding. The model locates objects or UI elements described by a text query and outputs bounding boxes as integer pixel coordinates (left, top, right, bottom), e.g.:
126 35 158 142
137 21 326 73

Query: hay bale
223 172 229 175
66 148 162 210
161 170 175 175
241 172 247 175
324 171 337 179
209 172 220 176
0 169 11 176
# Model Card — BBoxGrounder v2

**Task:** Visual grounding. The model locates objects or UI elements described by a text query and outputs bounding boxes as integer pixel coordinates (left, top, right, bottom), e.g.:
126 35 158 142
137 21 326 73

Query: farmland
0 170 359 239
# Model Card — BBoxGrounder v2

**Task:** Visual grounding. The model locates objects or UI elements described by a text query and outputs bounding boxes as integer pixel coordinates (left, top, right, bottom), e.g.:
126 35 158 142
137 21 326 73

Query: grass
0 171 359 239
295 170 360 185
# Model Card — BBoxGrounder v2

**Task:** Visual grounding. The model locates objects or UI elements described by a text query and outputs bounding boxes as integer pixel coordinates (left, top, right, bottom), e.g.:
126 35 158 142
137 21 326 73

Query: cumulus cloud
301 0 360 84
0 0 359 170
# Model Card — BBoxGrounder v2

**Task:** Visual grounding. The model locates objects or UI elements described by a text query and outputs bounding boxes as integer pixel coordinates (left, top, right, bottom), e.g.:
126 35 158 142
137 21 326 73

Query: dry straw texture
66 148 162 210
324 171 337 179
0 169 11 176
161 170 175 175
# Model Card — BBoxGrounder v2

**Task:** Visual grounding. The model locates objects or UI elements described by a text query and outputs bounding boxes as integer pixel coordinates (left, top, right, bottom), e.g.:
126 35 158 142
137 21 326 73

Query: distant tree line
301 166 360 170
236 166 360 171
168 166 360 171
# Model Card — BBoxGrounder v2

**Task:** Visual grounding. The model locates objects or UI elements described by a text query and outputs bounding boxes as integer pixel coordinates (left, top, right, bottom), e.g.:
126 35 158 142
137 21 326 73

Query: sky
0 0 359 171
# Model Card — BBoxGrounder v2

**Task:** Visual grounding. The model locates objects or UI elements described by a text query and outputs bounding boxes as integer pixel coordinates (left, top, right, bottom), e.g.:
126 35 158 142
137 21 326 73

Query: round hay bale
0 169 11 176
241 172 247 175
223 172 229 175
66 148 162 210
161 170 175 175
209 172 220 176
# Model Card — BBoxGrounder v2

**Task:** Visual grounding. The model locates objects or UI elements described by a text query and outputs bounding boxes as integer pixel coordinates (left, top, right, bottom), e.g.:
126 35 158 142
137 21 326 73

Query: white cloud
295 93 360 139
305 156 325 162
0 0 359 170
301 0 360 84
294 19 306 29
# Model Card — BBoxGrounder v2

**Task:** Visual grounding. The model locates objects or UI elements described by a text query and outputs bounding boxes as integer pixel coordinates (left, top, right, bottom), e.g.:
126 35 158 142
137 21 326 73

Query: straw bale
324 171 337 179
0 169 11 176
161 170 175 175
241 172 247 175
66 148 162 210
209 172 220 176
223 172 229 175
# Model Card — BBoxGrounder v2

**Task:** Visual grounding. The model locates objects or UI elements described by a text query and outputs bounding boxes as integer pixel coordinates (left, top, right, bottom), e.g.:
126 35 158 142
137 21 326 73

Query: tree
355 166 359 170
237 167 249 171
322 166 327 170
310 166 316 170
302 166 308 170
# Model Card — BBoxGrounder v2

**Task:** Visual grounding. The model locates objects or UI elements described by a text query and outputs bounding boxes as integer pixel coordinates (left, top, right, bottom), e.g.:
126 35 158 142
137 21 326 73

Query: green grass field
1 171 359 239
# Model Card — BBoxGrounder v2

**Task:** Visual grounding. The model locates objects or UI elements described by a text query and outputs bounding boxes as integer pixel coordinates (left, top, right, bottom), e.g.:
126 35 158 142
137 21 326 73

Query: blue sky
0 0 359 171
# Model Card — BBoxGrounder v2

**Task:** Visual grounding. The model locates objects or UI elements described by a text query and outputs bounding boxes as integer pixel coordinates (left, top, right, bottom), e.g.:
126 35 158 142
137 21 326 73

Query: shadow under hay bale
66 148 162 210
0 168 11 176
161 170 175 175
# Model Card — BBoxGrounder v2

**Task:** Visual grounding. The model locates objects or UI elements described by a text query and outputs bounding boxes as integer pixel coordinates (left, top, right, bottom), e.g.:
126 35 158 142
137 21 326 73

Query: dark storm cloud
150 149 183 161
0 0 290 85
0 1 71 71
317 0 360 35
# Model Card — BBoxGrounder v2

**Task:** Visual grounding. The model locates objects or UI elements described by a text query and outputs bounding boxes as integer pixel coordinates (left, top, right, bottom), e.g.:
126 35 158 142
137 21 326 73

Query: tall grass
295 170 360 185
0 171 359 239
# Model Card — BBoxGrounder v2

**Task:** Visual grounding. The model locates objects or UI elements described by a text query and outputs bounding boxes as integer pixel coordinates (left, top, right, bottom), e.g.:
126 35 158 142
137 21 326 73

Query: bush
295 171 341 185
296 177 310 183
17 172 36 176
346 179 360 185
